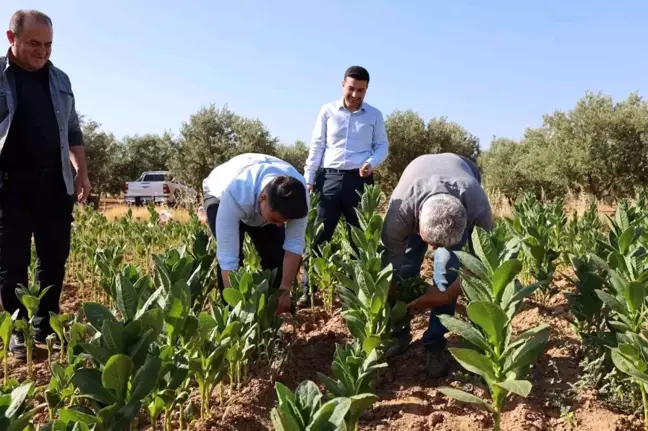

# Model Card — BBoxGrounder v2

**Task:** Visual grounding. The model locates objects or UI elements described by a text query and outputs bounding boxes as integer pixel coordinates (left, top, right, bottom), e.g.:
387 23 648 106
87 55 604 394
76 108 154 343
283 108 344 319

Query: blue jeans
395 229 470 349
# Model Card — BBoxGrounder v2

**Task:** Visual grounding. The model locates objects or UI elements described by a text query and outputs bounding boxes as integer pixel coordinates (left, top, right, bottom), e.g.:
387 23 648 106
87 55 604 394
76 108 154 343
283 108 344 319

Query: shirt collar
335 98 366 113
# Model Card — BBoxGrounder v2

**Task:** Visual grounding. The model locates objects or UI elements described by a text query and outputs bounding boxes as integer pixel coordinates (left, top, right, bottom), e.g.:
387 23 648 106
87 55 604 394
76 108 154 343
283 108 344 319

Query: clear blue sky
2 1 646 149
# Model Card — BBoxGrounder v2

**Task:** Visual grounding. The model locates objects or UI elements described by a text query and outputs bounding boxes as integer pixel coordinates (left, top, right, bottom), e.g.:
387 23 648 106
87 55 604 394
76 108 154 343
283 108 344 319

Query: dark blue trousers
302 168 373 293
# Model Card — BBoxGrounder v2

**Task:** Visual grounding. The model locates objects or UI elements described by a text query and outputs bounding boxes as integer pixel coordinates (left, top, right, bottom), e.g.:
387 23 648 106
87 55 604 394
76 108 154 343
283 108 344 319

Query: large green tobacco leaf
438 315 491 353
437 387 494 413
295 381 323 423
495 380 532 397
222 288 245 307
455 251 489 281
503 327 550 375
115 275 139 321
611 349 648 385
471 228 499 274
83 303 117 331
490 260 522 302
6 382 31 418
131 356 162 401
308 397 351 431
467 302 509 346
73 369 116 405
102 354 134 404
449 348 496 381
102 320 125 355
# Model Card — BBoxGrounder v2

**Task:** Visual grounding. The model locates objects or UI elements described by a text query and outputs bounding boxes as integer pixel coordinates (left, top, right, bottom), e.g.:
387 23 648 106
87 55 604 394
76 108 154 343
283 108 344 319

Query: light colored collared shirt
203 153 309 271
303 99 389 185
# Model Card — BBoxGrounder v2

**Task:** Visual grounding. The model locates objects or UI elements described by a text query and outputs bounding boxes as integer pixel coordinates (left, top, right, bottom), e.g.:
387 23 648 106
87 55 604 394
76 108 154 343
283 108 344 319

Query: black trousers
303 168 374 291
0 172 74 337
204 197 285 292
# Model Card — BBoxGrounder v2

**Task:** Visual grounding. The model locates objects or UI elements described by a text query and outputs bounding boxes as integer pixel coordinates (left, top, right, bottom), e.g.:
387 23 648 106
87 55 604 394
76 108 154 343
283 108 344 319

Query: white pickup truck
124 171 197 206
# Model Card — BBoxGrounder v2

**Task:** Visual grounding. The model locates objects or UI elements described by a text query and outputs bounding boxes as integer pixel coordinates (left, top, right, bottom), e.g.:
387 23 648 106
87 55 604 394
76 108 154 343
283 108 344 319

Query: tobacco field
4 185 648 430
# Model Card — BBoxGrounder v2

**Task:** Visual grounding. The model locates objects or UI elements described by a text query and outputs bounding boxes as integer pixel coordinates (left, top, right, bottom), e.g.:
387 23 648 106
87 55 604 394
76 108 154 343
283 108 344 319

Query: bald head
9 10 52 37
7 9 53 71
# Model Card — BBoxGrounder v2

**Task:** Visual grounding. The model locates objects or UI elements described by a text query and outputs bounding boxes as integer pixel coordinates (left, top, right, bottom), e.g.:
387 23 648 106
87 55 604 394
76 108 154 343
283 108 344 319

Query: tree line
83 91 648 204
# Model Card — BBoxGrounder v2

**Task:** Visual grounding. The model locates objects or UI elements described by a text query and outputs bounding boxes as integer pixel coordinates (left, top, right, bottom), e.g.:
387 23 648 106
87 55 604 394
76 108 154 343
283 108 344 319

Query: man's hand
198 206 207 225
275 288 292 315
74 172 91 204
307 184 313 193
359 162 373 177
406 279 462 311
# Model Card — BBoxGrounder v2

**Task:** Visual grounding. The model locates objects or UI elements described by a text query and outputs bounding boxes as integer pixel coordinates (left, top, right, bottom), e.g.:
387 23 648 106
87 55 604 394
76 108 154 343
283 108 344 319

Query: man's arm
281 213 308 289
68 96 91 202
365 110 389 169
304 105 328 186
215 192 245 290
274 213 308 314
381 204 410 295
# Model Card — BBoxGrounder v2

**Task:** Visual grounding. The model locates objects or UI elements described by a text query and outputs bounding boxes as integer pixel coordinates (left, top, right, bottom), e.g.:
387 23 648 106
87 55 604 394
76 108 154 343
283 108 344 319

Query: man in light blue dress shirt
298 66 389 307
202 153 310 314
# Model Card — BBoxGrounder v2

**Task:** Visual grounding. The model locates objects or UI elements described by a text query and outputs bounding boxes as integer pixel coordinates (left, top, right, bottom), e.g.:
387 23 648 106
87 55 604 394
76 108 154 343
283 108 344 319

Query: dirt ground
4 265 645 431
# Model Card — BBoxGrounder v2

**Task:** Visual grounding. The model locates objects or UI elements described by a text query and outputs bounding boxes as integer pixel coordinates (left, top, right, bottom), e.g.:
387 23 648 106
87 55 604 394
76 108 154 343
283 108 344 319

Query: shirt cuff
305 170 317 185
217 255 239 272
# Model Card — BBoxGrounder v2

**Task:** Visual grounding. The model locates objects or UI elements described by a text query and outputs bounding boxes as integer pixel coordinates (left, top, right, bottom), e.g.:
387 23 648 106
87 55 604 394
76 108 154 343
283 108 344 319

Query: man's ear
6 30 15 45
259 193 267 202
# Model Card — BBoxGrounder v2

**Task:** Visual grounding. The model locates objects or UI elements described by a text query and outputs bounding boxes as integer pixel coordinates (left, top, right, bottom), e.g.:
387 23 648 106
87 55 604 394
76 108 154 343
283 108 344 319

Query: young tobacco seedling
15 282 51 380
271 380 351 431
317 344 386 430
437 227 550 431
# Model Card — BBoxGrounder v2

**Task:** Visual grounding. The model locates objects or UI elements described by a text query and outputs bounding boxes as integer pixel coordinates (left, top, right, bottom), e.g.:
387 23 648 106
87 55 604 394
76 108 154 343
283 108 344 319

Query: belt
2 167 59 181
322 167 359 174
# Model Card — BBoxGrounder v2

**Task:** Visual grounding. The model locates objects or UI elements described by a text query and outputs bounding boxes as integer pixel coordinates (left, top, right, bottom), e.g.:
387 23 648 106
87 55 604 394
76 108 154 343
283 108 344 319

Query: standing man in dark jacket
298 66 389 307
0 10 90 358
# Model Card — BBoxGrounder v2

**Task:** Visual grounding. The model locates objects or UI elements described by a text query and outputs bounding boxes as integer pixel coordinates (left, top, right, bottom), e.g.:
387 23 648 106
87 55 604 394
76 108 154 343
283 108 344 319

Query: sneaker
425 345 450 378
9 333 26 360
297 292 312 309
385 332 412 360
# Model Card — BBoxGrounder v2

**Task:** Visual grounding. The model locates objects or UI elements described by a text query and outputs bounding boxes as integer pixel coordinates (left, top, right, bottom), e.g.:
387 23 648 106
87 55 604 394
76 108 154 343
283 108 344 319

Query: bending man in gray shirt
381 153 492 378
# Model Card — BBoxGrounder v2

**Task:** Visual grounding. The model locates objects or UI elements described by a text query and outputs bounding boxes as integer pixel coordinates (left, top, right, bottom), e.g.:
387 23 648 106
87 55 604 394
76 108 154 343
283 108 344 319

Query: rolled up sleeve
215 191 245 271
283 215 308 255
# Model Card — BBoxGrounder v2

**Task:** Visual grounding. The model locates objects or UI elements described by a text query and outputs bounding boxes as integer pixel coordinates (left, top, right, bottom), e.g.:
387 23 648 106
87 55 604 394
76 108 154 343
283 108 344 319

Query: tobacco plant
271 380 351 431
437 227 550 430
317 345 385 430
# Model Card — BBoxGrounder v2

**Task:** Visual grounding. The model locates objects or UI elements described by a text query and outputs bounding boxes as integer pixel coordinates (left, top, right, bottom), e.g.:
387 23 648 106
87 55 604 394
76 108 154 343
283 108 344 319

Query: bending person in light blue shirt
299 66 389 307
202 153 309 315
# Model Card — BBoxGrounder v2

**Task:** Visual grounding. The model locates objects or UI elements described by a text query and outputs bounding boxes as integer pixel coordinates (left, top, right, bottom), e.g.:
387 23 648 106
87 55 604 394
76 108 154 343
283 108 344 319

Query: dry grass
487 189 617 221
99 203 192 222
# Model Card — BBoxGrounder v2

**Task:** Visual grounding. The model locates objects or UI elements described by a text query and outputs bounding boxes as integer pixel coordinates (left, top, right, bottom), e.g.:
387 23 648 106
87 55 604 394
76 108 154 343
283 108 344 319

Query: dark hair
263 176 308 219
344 66 370 83
10 10 52 36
